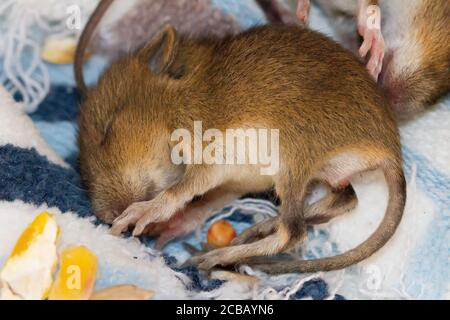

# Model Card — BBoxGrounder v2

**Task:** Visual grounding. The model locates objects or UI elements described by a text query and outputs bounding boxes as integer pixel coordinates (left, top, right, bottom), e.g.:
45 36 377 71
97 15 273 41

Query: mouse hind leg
190 147 388 271
189 172 314 270
243 147 401 274
230 216 279 246
231 185 357 246
189 213 296 270
304 184 357 224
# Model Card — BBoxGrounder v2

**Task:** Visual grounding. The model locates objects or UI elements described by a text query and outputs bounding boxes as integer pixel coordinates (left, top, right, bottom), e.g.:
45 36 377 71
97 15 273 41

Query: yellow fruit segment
11 212 51 257
41 37 78 64
48 245 98 300
0 212 59 300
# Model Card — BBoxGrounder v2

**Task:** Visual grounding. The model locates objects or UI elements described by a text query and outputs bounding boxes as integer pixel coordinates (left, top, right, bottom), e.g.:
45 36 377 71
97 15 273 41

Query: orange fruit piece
207 220 236 248
48 245 98 300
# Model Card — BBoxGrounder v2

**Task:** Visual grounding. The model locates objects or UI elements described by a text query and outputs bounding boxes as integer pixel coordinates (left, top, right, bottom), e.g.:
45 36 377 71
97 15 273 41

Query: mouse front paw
110 200 173 237
110 203 146 236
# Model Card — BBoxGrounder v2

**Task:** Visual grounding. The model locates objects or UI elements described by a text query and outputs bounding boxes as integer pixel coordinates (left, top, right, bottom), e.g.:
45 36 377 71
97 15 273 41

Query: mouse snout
94 196 143 224
91 178 158 225
96 209 121 224
93 197 131 224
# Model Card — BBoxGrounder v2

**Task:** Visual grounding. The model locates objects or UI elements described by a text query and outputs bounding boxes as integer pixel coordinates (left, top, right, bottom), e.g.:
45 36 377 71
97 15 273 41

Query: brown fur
77 18 406 273
77 0 300 95
397 0 450 117
313 0 450 119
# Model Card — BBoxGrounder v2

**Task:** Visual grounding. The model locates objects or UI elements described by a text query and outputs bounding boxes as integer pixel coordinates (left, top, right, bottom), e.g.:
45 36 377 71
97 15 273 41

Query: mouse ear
138 24 179 74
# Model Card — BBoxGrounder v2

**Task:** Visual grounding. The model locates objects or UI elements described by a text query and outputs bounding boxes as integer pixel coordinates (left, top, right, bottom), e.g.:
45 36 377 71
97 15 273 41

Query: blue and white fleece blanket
0 1 449 300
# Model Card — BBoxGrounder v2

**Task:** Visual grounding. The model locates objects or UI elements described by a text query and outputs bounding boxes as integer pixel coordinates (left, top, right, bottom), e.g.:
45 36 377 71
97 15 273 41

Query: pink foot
296 0 311 25
359 27 385 80
358 4 385 81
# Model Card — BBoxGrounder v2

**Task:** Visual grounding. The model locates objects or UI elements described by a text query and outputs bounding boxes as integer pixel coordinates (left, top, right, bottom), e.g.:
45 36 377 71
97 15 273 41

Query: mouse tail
246 158 406 274
74 0 114 97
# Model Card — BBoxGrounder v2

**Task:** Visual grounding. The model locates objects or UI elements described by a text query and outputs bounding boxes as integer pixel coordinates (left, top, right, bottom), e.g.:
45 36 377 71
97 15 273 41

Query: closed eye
100 104 128 146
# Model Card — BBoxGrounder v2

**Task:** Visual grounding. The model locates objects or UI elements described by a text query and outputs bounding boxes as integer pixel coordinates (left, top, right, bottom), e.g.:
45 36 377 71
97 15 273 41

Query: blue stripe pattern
401 146 450 299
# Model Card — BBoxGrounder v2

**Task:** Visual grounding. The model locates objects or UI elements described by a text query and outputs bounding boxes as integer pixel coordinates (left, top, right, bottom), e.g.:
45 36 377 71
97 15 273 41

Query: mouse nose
94 191 153 224
96 209 121 224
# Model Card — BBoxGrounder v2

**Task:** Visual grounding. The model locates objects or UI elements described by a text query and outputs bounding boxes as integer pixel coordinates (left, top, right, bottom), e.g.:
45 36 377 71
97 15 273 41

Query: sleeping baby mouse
76 6 406 273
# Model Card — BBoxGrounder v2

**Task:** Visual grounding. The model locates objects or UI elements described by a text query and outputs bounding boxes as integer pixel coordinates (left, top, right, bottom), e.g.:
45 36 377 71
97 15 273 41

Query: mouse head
78 25 186 223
